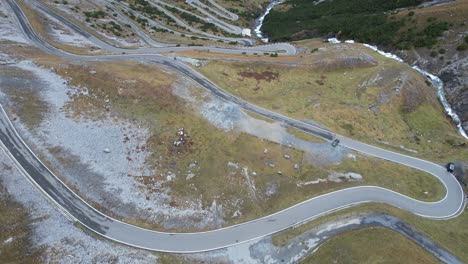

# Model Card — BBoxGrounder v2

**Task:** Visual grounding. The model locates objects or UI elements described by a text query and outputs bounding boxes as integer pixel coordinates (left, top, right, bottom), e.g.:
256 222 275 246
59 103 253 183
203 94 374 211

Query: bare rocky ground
0 55 228 230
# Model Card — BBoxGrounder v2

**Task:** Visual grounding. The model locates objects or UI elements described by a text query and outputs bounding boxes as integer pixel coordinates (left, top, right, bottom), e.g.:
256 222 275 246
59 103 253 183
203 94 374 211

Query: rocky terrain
395 0 467 133
397 35 467 132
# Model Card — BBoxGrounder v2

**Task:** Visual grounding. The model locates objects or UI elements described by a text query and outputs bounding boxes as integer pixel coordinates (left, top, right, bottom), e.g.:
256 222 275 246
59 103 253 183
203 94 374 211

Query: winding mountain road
1 0 466 253
22 0 294 54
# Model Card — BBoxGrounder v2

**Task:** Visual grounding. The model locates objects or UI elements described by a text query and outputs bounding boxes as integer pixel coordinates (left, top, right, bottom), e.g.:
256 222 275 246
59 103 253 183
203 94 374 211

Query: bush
457 44 467 51
408 11 415 16
83 10 106 19
439 48 446 54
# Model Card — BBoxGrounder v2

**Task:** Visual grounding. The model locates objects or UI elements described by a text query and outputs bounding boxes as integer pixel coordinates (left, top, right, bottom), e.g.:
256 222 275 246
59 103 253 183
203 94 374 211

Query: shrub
83 10 106 19
457 44 467 51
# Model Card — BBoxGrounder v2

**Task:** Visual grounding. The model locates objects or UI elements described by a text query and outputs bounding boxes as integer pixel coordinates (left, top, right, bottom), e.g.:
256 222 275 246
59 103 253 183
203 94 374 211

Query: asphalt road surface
1 0 465 253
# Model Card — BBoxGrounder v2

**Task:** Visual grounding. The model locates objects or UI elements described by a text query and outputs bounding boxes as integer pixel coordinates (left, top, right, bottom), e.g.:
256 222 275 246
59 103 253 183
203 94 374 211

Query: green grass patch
301 227 441 264
286 127 324 143
195 51 467 163
273 202 468 262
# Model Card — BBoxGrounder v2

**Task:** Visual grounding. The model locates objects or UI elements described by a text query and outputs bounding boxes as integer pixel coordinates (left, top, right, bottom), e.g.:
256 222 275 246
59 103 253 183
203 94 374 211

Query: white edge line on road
2 102 465 253
1 0 466 252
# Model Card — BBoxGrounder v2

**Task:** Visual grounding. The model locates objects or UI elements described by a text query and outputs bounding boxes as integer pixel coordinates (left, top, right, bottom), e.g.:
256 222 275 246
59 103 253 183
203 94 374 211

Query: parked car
331 139 340 147
446 162 455 173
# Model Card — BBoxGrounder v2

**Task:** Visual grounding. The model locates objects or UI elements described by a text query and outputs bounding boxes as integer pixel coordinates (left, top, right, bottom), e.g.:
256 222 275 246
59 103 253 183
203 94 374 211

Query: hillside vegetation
301 227 440 264
262 0 455 49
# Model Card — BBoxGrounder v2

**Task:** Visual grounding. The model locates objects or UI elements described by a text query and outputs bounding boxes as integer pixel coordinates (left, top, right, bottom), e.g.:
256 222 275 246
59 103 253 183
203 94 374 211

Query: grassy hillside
261 0 461 50
274 202 468 262
301 227 441 264
196 40 467 163
0 177 43 263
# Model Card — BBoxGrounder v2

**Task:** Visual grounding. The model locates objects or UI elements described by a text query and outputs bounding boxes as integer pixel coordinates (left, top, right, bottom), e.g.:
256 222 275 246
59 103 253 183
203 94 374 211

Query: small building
241 28 251 37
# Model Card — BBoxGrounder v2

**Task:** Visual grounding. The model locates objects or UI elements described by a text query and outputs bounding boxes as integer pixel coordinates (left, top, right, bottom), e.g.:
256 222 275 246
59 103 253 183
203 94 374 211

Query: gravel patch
0 154 160 263
0 56 221 230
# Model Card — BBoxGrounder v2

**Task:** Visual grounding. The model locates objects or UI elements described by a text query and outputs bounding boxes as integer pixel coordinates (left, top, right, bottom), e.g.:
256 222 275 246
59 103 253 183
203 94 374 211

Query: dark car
446 162 455 173
331 139 340 147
